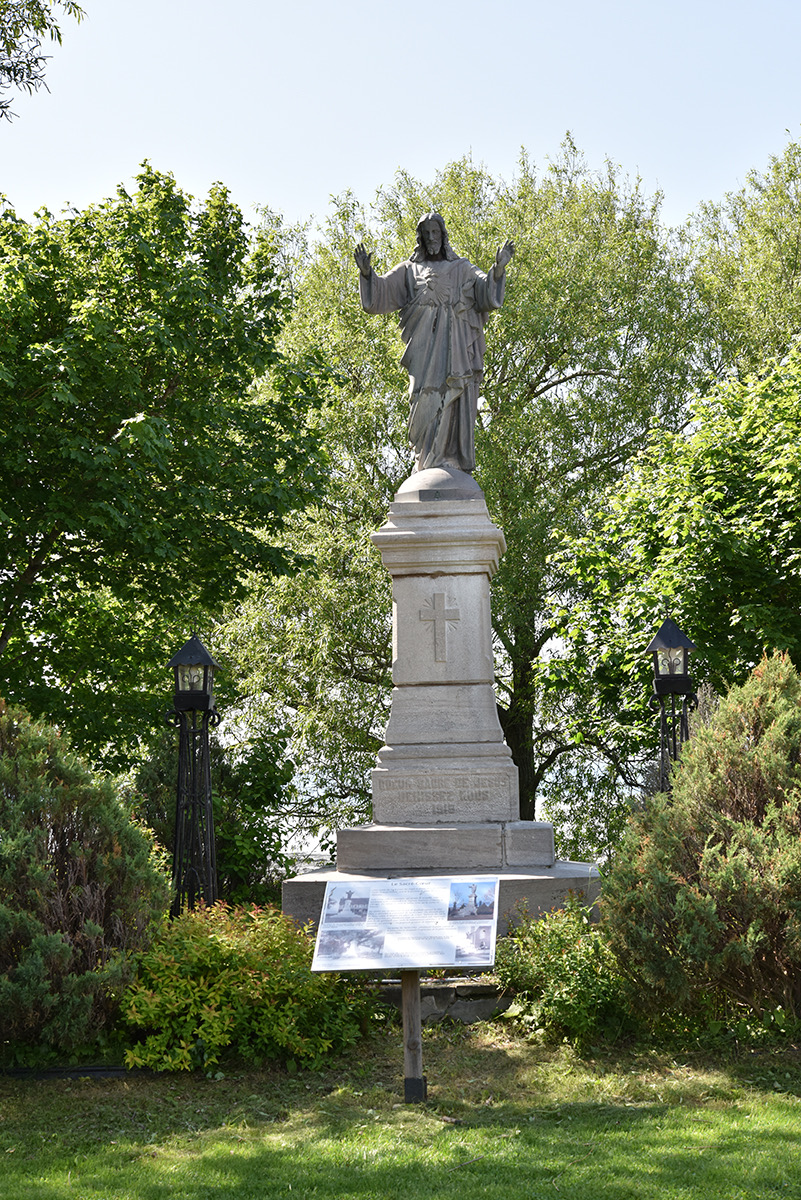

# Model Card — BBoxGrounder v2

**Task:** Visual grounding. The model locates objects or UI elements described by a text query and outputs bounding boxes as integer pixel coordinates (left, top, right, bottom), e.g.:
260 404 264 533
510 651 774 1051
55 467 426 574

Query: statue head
410 212 458 262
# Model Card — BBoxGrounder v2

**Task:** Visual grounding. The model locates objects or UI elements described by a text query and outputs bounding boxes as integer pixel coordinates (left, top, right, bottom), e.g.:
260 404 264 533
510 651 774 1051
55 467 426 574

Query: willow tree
221 144 707 839
0 0 83 118
693 137 801 379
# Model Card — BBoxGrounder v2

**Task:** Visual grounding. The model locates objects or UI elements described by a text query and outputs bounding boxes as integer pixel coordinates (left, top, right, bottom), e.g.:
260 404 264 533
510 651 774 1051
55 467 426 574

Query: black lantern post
167 634 220 917
647 617 697 793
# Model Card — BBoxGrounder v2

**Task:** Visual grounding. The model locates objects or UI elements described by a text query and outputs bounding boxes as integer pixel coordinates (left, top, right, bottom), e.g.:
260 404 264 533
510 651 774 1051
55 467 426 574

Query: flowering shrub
123 903 376 1072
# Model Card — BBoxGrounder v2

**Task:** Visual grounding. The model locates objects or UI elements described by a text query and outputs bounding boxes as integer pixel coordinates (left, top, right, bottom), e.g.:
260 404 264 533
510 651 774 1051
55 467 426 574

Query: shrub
602 653 801 1019
123 903 376 1072
0 702 170 1063
495 897 636 1047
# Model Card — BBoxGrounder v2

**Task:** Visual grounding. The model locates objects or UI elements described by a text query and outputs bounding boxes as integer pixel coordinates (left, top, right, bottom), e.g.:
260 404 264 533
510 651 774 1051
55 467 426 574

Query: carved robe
359 255 505 472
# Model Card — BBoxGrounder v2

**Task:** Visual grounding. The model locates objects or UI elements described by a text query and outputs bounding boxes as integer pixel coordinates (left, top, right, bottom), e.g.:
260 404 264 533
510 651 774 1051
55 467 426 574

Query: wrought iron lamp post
647 617 697 793
167 634 220 917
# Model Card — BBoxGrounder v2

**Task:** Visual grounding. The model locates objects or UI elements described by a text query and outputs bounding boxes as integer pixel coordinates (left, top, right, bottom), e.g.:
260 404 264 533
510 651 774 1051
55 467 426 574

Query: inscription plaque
374 773 512 806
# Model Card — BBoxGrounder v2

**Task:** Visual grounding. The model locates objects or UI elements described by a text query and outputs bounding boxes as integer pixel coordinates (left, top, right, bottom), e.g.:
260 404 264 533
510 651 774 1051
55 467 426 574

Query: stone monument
281 215 599 934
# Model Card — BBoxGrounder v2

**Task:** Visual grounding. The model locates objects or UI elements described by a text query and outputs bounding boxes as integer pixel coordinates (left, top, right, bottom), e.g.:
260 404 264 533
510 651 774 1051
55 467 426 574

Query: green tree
220 145 707 839
693 136 801 377
130 722 298 905
0 0 82 118
0 166 324 765
540 135 801 853
553 338 801 830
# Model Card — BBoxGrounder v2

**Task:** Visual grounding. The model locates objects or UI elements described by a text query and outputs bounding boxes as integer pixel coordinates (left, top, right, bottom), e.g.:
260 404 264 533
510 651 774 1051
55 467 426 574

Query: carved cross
419 592 460 662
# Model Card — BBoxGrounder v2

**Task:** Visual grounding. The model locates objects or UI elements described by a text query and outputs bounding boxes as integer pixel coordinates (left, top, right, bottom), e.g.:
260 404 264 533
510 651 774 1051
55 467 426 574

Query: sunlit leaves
0 0 83 118
0 166 324 762
556 342 801 786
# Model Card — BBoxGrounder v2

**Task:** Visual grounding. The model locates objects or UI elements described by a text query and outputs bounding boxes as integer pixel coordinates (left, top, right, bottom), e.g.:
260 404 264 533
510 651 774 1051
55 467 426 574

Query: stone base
378 978 514 1024
383 684 505 744
282 862 600 938
336 821 555 871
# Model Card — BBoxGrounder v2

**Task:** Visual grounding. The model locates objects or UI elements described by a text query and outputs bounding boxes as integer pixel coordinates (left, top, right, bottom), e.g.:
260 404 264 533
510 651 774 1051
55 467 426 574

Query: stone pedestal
351 468 517 852
282 467 599 929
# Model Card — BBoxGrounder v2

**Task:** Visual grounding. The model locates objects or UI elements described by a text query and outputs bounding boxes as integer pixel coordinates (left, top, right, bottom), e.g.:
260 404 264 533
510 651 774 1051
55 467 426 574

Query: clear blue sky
3 0 801 229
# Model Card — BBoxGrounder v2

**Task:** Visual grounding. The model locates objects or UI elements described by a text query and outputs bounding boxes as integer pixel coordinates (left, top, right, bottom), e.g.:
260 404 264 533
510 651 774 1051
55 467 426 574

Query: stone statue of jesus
355 213 514 473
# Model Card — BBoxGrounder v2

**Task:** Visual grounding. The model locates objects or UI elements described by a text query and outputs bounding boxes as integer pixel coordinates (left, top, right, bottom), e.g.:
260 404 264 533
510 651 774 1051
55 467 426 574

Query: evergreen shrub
123 903 376 1072
0 702 170 1064
495 897 637 1047
602 653 801 1019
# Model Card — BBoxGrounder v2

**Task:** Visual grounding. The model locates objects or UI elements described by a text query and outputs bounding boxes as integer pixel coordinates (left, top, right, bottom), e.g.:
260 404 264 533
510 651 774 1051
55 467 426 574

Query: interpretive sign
311 875 500 972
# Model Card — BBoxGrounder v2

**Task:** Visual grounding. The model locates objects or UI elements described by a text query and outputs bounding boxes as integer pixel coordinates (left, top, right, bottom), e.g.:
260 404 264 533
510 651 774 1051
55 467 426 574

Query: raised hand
493 239 515 279
354 242 373 278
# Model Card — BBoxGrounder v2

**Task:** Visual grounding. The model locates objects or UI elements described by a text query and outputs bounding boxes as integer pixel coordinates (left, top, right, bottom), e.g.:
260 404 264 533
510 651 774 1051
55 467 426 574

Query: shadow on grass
2 1028 801 1199
5 1095 800 1200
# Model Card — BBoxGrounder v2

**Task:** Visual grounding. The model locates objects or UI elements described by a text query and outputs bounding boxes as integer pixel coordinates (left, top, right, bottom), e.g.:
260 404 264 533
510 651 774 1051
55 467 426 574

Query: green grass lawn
2 1022 800 1199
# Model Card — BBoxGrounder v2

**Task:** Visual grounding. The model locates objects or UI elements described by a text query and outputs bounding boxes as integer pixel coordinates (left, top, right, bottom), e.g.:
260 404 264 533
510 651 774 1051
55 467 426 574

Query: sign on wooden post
312 875 500 1102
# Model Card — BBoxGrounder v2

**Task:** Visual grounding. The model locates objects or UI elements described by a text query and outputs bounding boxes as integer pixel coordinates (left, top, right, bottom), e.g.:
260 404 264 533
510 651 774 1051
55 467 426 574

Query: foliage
693 137 801 377
495 897 636 1047
602 654 801 1019
0 701 170 1064
123 903 376 1072
131 723 298 905
536 755 639 863
0 166 325 766
208 731 298 903
220 144 706 839
0 0 82 118
553 338 801 797
220 517 393 840
545 135 801 823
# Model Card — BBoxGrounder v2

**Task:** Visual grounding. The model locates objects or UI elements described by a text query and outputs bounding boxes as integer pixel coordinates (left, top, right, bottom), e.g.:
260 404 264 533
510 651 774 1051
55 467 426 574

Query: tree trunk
500 704 538 820
497 648 539 820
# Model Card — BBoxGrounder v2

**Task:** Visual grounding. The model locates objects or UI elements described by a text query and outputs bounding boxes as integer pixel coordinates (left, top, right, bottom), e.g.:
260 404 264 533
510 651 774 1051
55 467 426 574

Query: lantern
646 617 696 696
167 634 219 711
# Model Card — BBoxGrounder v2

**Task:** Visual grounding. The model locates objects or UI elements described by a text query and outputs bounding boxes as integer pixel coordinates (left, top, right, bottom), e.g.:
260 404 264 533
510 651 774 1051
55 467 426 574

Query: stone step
336 821 557 871
378 977 513 1025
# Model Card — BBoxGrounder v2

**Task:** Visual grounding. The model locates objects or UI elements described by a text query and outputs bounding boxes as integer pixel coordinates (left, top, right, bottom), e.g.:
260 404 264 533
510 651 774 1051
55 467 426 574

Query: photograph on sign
447 881 496 920
311 876 500 972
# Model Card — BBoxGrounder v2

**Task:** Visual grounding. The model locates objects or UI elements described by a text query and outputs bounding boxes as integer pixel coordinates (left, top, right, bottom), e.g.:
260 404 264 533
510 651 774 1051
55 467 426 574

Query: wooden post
401 969 427 1102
